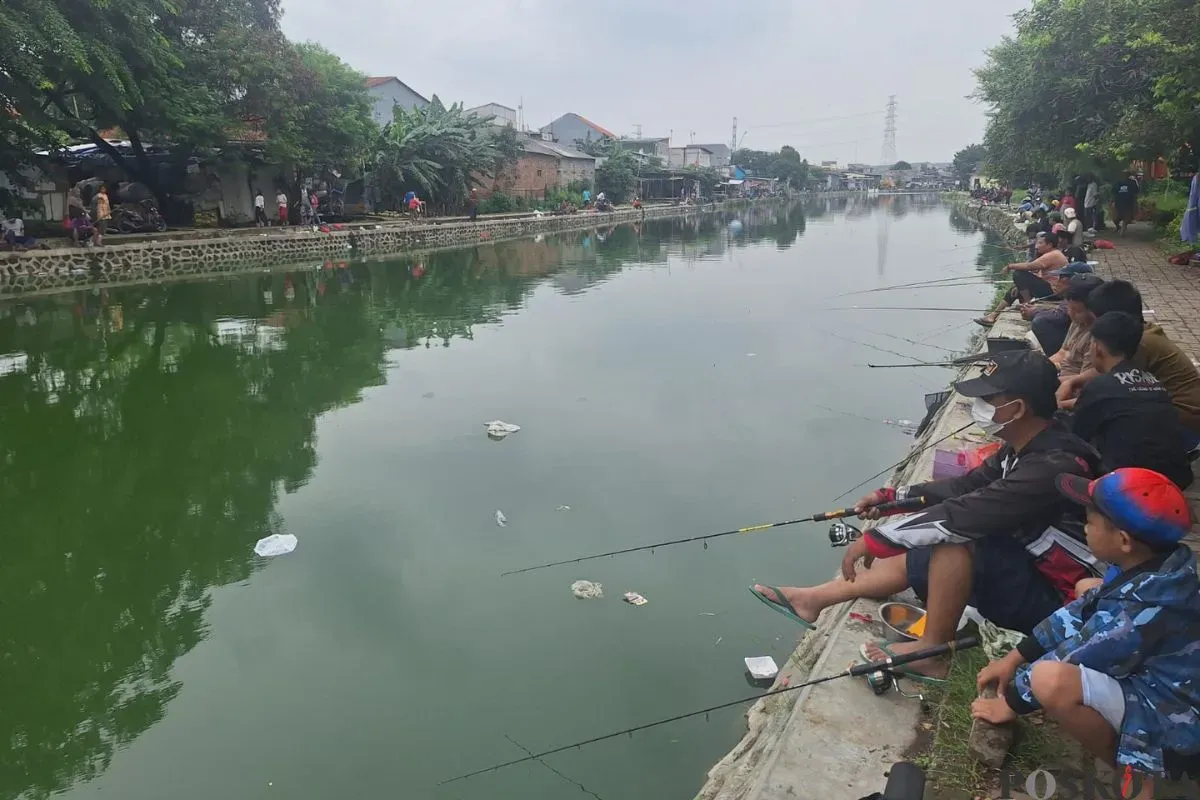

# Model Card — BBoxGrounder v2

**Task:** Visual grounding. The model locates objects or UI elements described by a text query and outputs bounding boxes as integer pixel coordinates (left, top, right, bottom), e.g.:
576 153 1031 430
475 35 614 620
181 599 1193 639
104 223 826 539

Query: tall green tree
594 148 637 203
772 145 810 190
952 144 987 185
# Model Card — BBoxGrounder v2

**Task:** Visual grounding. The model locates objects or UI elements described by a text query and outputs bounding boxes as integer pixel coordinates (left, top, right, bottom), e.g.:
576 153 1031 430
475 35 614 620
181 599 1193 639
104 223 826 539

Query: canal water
0 197 1006 800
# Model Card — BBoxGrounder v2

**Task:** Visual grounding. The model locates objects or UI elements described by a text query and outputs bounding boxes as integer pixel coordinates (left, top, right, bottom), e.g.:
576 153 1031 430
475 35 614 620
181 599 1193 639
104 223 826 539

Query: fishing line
867 352 992 369
499 498 926 576
503 735 606 800
832 422 974 502
833 274 992 298
438 637 981 786
822 330 931 364
856 326 959 355
826 306 983 312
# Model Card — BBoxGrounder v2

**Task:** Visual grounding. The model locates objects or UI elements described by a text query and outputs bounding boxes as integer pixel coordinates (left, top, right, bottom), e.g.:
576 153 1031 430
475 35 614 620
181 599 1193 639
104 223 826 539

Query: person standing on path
468 188 479 222
1084 177 1100 230
276 189 289 226
254 190 268 227
1113 174 1140 235
92 185 111 245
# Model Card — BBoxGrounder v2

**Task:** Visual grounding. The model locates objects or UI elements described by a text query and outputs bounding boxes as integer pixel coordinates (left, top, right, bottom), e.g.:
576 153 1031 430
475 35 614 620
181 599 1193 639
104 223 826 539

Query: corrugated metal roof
363 76 430 103
521 138 595 161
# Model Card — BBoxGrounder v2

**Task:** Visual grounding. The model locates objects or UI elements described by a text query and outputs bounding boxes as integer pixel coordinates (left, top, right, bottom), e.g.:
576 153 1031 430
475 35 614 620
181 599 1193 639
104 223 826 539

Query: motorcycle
117 201 167 233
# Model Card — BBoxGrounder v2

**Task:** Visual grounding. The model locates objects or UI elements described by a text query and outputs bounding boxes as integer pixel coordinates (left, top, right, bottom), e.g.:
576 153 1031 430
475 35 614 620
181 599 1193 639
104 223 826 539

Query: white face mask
971 397 1019 435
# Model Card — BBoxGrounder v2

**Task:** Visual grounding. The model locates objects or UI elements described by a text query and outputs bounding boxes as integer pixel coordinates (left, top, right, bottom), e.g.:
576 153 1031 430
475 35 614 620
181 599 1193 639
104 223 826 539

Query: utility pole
882 95 897 165
731 117 737 156
634 123 642 138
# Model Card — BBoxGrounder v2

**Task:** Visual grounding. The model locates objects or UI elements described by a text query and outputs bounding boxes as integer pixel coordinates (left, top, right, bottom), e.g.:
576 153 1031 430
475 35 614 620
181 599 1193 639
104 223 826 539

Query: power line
749 110 884 129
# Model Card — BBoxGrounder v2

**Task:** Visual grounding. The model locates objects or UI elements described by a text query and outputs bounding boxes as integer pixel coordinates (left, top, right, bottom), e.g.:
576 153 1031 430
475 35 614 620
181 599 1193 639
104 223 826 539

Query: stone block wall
0 201 738 297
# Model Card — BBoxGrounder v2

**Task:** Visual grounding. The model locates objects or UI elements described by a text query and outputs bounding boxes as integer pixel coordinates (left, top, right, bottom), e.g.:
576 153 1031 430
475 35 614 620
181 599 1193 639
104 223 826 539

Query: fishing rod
499 497 927 576
823 330 934 364
437 636 981 786
827 305 984 312
834 274 992 298
832 421 974 502
857 326 959 355
867 352 993 369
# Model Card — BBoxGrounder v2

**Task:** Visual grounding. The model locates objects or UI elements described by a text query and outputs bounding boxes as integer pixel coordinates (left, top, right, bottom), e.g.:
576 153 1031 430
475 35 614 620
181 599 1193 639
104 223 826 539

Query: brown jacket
1133 323 1200 434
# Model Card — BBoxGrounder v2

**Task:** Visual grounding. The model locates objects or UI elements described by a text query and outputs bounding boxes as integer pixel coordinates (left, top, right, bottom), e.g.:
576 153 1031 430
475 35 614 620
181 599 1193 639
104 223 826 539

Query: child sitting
971 467 1200 799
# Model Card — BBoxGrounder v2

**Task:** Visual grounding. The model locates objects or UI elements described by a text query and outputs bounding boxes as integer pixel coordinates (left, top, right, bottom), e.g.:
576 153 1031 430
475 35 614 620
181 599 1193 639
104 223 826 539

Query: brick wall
557 159 595 189
491 153 558 199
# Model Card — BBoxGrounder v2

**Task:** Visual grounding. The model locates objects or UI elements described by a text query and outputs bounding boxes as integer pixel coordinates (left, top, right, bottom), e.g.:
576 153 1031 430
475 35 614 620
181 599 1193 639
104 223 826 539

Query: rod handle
848 635 980 677
811 496 926 521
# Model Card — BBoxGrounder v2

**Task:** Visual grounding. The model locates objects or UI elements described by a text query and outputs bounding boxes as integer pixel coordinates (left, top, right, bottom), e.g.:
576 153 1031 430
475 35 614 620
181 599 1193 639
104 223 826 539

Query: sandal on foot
858 640 947 685
748 585 816 630
973 316 995 328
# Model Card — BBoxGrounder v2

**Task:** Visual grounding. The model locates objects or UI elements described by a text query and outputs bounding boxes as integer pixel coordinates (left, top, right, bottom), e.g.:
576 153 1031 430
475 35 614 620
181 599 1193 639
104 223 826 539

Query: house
617 137 670 162
669 145 713 168
694 143 732 168
466 103 517 127
485 136 597 199
531 139 596 187
540 113 615 149
365 77 430 125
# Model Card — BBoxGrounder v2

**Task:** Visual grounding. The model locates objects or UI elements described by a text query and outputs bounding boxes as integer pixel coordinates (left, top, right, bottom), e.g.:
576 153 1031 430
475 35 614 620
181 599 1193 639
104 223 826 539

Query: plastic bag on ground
254 533 298 557
485 420 521 439
571 580 603 599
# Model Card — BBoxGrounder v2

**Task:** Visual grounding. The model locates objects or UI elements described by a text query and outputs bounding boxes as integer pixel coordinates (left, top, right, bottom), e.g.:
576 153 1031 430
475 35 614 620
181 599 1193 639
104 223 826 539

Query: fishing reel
865 669 925 700
828 520 863 548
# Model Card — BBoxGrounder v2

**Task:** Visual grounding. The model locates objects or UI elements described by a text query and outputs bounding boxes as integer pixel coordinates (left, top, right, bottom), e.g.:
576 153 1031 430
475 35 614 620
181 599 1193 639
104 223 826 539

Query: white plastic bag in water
254 533 298 557
571 580 603 599
485 420 521 439
495 510 507 527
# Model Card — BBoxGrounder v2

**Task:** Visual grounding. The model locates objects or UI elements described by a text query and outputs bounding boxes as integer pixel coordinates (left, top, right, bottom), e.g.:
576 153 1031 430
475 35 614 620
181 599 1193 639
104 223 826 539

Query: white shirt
276 193 287 207
254 194 265 209
2 217 23 237
1084 182 1098 208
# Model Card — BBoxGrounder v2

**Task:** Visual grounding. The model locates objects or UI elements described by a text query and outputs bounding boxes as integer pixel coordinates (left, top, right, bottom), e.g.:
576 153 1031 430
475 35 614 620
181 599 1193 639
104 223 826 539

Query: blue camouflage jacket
1006 545 1200 774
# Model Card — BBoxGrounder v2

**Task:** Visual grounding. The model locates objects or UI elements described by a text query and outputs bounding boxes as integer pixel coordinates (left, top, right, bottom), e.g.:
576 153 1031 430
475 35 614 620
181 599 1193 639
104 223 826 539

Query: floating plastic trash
254 533 297 557
556 505 571 512
623 592 648 606
495 510 507 527
485 420 521 439
571 580 603 599
744 656 779 680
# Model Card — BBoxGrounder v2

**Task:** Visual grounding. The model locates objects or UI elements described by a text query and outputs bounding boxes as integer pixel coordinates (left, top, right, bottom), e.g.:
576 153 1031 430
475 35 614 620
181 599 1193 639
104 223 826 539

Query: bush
479 193 516 214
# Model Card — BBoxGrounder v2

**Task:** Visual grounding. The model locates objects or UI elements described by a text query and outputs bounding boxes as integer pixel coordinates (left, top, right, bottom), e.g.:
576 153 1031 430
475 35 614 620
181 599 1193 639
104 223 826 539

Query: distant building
669 145 713 168
694 143 731 167
530 139 597 187
487 136 597 199
540 113 616 149
365 77 429 125
617 137 670 162
466 103 517 127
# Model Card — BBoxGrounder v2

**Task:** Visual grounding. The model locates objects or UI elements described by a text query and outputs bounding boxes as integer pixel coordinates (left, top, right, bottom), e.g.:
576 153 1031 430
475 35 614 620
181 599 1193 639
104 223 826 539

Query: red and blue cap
1057 468 1193 548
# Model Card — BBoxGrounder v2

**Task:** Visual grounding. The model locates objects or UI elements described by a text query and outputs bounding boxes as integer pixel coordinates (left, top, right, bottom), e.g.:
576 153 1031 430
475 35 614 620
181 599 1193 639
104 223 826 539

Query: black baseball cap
954 349 1059 400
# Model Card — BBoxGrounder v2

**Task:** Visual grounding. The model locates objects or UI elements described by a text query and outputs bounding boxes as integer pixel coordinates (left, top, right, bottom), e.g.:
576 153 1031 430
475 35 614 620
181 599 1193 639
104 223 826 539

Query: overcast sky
280 0 1028 164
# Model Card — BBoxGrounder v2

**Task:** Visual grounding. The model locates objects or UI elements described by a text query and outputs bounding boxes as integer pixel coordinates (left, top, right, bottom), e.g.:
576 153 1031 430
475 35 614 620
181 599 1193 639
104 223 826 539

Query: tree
594 148 637 203
952 144 987 185
0 0 289 199
683 165 721 198
892 161 912 171
373 98 516 210
732 148 776 176
771 146 810 190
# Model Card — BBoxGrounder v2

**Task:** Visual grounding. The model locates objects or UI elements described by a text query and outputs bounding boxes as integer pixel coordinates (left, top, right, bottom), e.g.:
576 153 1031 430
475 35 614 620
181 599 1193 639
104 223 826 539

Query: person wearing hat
1070 311 1193 490
1025 265 1096 356
750 351 1102 681
1051 275 1105 378
971 468 1200 798
1063 205 1084 247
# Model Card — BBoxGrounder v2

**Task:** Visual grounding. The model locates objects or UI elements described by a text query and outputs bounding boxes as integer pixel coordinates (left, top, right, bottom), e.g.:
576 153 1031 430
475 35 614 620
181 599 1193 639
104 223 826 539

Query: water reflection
0 195 951 799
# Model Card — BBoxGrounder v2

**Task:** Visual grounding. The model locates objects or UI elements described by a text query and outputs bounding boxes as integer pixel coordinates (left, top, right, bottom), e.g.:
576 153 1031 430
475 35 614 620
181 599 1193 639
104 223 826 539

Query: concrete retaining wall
0 201 750 297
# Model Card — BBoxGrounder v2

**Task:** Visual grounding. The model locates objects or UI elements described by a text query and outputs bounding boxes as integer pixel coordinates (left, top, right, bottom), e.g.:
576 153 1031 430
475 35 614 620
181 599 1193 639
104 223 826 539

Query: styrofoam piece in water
744 656 779 680
254 533 297 557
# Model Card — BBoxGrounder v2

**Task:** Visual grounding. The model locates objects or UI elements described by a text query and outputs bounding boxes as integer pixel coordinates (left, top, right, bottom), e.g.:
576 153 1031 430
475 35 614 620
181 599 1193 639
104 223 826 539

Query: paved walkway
1091 234 1200 355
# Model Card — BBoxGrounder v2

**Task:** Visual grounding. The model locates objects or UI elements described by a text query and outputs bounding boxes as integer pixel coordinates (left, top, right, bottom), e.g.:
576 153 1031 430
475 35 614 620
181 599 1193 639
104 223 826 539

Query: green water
0 198 1005 800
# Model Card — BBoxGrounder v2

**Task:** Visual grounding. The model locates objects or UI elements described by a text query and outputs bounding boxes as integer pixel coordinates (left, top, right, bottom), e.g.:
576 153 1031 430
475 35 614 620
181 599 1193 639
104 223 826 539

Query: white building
669 145 713 168
364 76 430 125
466 103 517 127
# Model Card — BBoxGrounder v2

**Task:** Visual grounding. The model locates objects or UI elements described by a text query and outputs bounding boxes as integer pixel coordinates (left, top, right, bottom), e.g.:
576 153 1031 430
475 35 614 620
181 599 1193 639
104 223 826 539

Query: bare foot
971 695 1017 724
751 584 821 625
863 639 950 679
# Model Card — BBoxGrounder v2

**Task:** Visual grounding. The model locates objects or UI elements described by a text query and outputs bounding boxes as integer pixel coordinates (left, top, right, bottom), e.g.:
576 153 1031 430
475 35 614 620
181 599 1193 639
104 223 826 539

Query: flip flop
973 316 995 328
748 585 815 630
858 640 947 685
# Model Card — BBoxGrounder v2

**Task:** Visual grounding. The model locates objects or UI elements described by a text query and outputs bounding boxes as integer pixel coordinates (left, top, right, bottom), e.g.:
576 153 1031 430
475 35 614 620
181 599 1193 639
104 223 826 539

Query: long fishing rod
834 274 992 298
438 636 981 786
827 305 984 312
823 330 934 364
832 421 974 502
867 352 993 369
499 497 927 576
857 326 959 355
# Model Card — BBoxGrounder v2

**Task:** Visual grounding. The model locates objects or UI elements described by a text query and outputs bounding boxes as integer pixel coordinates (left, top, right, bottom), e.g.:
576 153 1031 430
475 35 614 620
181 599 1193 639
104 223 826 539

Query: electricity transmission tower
882 96 897 165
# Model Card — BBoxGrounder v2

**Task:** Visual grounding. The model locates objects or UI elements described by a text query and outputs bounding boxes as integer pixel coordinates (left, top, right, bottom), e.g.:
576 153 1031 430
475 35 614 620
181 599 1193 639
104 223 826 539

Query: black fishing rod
867 352 993 370
438 636 981 786
823 330 934 365
827 305 983 312
832 421 974 502
499 497 927 576
834 274 992 298
857 326 959 355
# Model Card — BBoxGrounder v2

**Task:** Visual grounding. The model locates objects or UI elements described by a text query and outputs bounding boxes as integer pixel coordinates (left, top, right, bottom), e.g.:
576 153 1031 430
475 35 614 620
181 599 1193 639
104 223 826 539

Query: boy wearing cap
751 351 1103 681
972 468 1200 799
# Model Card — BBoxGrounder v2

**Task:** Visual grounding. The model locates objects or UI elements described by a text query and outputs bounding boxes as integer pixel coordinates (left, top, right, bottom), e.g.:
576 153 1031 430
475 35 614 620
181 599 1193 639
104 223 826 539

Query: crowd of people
749 221 1200 797
977 173 1144 237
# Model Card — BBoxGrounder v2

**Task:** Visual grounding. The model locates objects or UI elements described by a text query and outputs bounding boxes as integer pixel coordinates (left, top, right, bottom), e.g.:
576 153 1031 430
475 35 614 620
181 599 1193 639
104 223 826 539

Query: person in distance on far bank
972 468 1200 800
750 351 1103 681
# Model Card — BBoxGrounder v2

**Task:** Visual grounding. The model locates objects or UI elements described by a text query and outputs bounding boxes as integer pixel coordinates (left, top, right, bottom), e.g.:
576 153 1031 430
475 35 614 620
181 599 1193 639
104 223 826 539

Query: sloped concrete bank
695 196 1022 800
0 200 761 298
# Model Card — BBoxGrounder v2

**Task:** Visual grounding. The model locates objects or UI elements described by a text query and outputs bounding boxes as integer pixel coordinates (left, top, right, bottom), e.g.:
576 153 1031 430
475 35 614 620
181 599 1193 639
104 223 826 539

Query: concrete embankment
695 195 1022 800
0 200 758 298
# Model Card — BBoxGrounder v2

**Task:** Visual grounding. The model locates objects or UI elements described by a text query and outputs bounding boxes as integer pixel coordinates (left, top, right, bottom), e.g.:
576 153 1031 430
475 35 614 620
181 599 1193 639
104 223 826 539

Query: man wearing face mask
750 351 1102 681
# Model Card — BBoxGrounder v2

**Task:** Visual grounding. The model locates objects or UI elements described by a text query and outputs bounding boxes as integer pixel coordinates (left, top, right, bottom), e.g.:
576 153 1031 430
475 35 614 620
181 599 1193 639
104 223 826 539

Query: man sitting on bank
750 351 1102 680
976 231 1068 327
1051 275 1104 378
1070 311 1193 490
1024 263 1094 356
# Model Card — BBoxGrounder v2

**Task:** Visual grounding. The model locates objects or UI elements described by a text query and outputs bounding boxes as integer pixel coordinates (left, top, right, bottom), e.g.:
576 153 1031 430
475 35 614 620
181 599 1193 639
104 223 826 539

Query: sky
280 0 1029 165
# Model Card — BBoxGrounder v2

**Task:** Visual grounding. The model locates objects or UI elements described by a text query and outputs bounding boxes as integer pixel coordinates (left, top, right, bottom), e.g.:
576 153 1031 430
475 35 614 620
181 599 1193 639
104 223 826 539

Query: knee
1029 661 1081 711
1074 577 1102 597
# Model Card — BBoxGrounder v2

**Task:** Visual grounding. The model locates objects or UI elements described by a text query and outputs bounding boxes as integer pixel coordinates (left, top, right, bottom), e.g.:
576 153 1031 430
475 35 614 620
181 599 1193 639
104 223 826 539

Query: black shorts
1012 269 1052 299
905 536 1065 635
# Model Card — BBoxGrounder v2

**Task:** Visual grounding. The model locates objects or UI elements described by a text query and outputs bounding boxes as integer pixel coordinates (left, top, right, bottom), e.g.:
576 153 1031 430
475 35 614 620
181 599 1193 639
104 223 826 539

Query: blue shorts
906 536 1065 635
